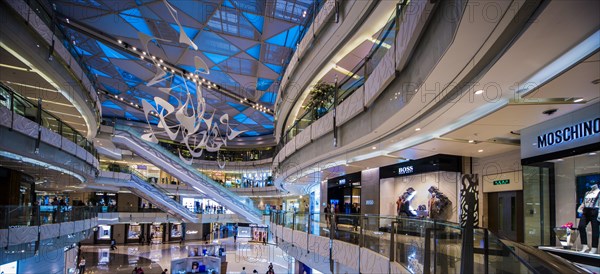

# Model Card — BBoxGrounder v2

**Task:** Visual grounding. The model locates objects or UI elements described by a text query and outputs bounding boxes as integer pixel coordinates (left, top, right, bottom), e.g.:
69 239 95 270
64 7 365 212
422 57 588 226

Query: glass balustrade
0 83 98 160
279 1 406 148
269 211 573 274
0 205 99 229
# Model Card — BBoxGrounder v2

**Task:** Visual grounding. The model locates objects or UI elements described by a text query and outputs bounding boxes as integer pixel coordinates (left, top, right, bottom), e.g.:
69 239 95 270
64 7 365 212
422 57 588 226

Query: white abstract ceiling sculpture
139 0 243 168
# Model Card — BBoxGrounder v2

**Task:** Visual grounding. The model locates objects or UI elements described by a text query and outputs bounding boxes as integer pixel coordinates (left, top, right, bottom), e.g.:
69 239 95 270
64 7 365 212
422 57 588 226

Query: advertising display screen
97 225 111 240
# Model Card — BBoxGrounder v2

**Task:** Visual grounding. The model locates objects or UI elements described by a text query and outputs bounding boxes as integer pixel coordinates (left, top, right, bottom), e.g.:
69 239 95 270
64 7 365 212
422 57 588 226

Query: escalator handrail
129 173 198 221
114 125 262 217
500 239 590 274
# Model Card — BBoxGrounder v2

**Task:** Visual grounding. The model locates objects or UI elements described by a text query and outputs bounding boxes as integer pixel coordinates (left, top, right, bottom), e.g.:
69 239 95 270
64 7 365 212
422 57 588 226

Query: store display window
171 223 182 238
97 225 111 240
128 224 141 239
150 224 164 244
250 225 268 243
379 155 462 222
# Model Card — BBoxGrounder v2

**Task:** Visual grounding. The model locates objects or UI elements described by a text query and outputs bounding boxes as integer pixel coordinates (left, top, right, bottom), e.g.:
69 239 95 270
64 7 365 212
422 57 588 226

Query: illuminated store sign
521 103 600 160
493 179 510 186
398 166 414 175
536 118 600 148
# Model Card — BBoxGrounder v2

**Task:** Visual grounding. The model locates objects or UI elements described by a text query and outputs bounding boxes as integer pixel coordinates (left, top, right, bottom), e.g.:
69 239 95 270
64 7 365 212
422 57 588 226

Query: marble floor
80 237 306 274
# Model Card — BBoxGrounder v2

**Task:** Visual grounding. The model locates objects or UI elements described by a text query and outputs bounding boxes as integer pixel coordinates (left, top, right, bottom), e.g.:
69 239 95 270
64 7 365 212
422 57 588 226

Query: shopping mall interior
0 0 598 273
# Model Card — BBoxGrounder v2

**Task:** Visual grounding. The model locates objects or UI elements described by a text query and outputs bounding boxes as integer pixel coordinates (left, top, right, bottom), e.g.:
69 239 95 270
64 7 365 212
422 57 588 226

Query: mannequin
399 192 417 217
427 186 452 220
577 184 599 254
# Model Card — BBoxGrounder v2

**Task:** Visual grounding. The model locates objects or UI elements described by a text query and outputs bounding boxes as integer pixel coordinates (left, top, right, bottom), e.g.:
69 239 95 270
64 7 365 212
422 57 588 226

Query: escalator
111 125 263 224
96 170 199 223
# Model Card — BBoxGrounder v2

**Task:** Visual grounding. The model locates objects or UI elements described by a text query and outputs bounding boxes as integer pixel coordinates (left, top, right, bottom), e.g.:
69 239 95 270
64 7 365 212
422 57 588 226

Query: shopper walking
110 238 118 250
78 255 86 274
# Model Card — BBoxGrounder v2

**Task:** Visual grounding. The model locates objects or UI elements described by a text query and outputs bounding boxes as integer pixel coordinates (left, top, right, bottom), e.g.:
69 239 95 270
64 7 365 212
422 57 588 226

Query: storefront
150 223 165 244
379 154 462 222
250 224 268 243
327 172 362 214
126 223 143 243
169 223 183 241
520 102 600 260
95 225 112 244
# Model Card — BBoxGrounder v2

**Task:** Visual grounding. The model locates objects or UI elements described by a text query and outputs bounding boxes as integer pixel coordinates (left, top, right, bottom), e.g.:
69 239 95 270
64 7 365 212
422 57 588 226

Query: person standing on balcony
324 203 331 227
31 200 39 226
51 197 59 223
78 255 86 274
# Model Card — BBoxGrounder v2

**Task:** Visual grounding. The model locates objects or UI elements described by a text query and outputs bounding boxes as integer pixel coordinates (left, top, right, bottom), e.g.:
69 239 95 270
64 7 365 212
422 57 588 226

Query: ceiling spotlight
140 55 144 59
117 40 122 44
372 146 376 150
468 140 475 143
477 149 484 153
415 128 421 131
474 89 484 95
142 51 147 55
131 47 137 51
151 56 156 60
574 98 584 103
159 59 163 63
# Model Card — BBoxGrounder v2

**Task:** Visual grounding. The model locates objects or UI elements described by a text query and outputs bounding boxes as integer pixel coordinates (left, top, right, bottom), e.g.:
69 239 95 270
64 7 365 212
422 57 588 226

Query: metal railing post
291 212 295 247
330 212 334 273
307 213 311 253
390 220 397 273
484 229 489 274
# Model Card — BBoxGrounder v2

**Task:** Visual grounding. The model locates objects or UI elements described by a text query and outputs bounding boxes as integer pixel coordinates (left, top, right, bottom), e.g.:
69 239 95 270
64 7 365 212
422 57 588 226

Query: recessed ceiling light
556 159 563 162
477 149 484 153
468 140 475 143
372 146 376 150
589 152 597 156
574 98 584 103
474 89 484 95
415 128 421 131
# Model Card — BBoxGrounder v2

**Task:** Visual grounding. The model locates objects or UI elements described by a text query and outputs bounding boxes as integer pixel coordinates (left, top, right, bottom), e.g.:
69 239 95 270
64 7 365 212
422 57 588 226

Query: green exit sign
493 179 510 185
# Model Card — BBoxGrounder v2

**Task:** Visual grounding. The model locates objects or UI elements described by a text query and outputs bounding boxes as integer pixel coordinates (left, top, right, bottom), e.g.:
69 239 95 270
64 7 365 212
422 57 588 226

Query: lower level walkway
80 237 313 274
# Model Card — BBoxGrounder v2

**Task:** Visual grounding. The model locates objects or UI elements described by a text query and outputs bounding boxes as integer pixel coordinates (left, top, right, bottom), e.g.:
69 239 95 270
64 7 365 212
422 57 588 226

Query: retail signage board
493 179 510 185
521 102 600 159
483 171 522 193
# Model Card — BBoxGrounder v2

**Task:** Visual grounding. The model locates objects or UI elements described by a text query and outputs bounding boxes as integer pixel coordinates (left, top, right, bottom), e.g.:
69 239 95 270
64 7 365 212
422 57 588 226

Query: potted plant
304 82 335 119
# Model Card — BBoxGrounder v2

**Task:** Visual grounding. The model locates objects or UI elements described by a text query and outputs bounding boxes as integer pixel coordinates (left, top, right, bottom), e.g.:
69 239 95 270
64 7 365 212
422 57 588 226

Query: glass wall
523 150 599 248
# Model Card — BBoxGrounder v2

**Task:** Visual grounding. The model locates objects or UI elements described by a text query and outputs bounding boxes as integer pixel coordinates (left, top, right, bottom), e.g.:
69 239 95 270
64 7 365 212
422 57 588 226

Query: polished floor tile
80 237 296 274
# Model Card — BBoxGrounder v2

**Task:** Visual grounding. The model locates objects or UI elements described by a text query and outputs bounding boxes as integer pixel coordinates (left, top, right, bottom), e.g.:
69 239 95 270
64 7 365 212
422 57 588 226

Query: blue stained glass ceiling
55 0 321 139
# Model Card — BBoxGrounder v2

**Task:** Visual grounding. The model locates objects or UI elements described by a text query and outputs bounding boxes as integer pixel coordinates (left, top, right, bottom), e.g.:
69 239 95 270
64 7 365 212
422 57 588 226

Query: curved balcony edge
0 104 99 182
2 0 102 138
274 0 382 140
273 0 440 175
